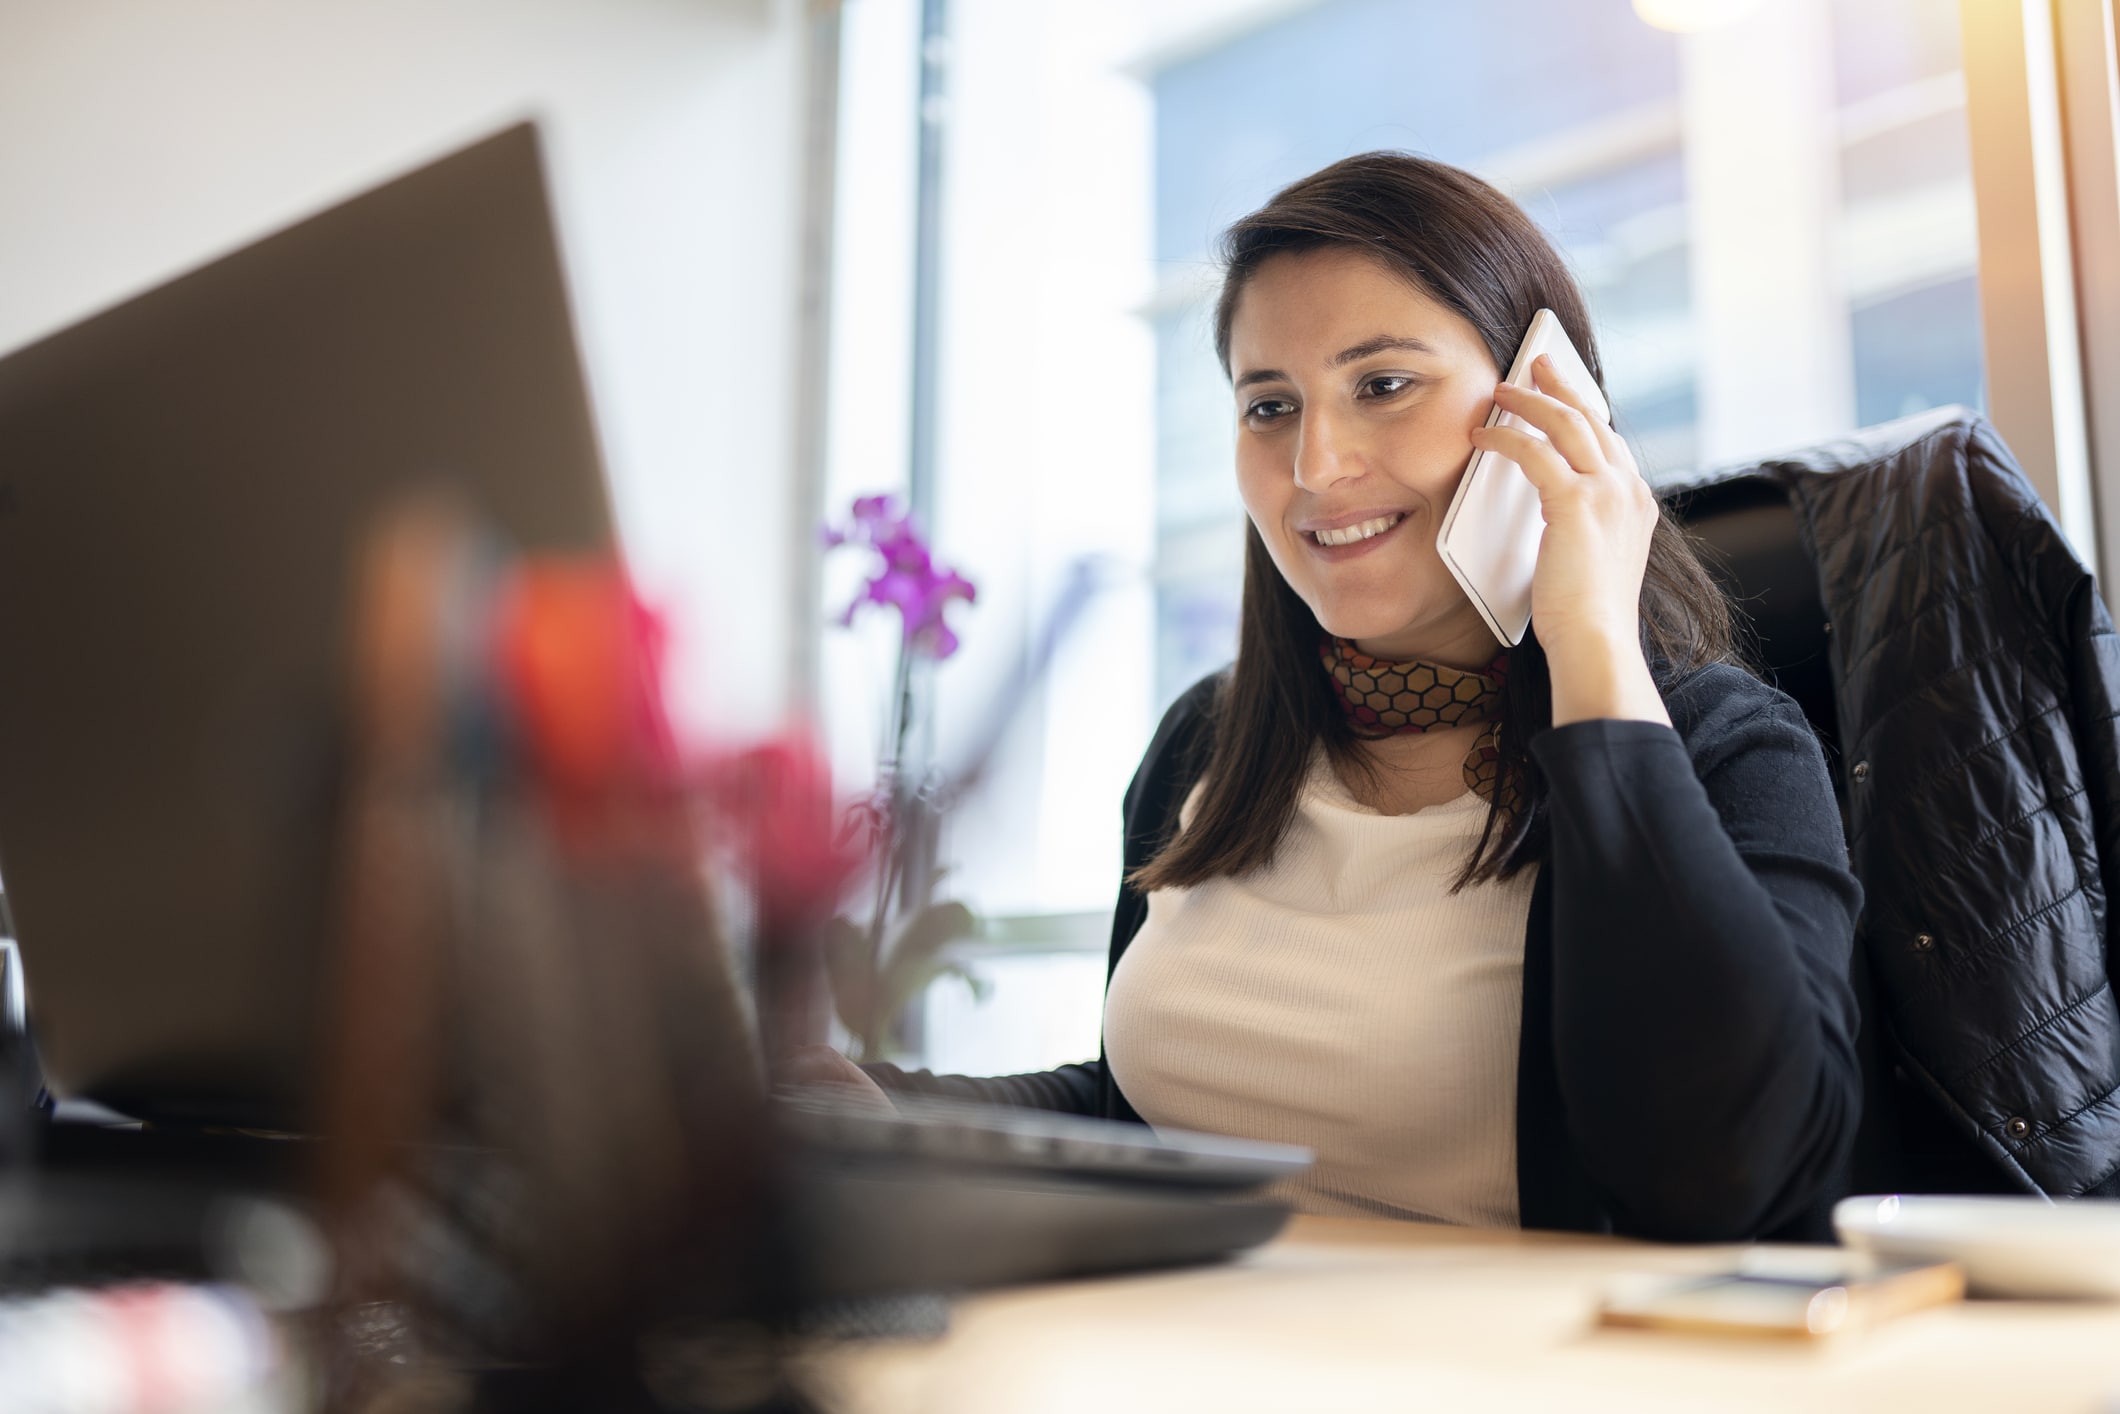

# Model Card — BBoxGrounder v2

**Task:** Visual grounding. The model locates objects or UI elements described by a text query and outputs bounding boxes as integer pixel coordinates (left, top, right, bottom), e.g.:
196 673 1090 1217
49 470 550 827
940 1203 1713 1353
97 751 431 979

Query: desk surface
808 1214 2120 1413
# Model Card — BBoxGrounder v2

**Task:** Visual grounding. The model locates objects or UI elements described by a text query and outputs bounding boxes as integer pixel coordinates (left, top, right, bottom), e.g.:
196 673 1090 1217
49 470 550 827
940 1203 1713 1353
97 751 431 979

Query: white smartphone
1436 308 1611 647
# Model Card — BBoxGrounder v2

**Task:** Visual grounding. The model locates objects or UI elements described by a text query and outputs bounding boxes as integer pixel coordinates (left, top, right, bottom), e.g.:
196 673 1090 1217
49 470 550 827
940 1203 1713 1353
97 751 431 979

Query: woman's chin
1308 592 1493 659
1302 567 1458 647
1313 608 1420 645
1307 583 1425 635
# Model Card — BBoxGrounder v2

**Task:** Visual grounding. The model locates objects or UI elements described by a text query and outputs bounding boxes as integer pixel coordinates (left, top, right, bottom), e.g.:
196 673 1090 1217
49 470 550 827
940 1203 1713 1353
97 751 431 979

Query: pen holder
312 500 806 1413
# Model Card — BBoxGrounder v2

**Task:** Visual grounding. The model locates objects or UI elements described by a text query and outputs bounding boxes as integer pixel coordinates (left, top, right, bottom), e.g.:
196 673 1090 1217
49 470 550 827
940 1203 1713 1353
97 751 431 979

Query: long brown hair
1130 152 1736 894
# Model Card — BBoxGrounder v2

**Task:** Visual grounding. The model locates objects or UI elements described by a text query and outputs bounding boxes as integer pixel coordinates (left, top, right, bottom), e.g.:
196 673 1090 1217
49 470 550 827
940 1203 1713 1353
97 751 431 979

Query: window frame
1957 0 2112 577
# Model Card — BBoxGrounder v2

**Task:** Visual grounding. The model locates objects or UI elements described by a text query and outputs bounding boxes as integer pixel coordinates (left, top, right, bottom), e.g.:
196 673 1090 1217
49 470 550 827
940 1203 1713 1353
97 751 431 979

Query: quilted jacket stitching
1971 451 2070 647
1842 641 2020 772
1872 784 2089 956
1835 553 2001 688
1895 880 2089 1004
1848 699 2063 849
1952 978 2115 1086
2078 1140 2120 1196
1957 783 2087 863
2013 1073 2120 1151
1964 881 2087 970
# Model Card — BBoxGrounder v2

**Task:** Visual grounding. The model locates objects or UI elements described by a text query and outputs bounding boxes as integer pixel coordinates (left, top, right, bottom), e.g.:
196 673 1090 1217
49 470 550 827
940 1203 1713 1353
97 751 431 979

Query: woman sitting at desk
801 152 1864 1244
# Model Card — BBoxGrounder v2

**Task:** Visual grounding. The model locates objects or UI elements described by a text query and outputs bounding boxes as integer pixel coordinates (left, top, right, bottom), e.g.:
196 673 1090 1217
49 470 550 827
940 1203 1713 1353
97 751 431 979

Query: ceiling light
1632 0 1768 33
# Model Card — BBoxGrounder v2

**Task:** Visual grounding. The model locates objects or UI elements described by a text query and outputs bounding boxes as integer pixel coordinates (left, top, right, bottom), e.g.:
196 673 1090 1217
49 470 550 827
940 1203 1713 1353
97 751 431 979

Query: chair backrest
1661 423 2048 1199
1663 472 1904 1196
1663 476 1843 800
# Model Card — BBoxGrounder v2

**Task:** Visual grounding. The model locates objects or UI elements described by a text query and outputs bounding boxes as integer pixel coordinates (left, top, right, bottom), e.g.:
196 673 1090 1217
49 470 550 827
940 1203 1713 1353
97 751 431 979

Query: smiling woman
1231 270 1494 667
847 152 1865 1244
1165 157 1715 882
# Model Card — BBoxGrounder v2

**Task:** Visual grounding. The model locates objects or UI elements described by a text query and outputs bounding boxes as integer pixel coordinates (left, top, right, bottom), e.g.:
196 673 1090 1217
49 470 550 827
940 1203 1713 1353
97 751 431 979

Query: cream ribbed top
1102 747 1537 1226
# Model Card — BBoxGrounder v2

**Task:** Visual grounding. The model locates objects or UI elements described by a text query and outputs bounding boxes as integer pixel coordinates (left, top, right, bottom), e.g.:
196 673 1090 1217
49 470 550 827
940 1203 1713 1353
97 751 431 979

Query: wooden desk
809 1214 2120 1412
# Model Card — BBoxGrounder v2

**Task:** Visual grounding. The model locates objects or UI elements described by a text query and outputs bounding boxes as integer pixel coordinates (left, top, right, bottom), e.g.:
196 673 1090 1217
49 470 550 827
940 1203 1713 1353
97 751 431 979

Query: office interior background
0 0 2110 1082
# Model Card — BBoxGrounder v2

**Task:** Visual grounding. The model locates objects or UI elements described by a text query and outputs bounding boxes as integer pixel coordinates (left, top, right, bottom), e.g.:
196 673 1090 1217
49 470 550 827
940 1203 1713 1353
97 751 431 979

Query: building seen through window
1145 0 1982 711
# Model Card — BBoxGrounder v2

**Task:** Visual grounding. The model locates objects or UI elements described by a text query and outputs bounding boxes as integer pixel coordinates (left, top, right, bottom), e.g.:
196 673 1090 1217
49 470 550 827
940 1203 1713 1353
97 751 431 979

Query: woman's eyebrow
1233 335 1440 390
1331 334 1438 366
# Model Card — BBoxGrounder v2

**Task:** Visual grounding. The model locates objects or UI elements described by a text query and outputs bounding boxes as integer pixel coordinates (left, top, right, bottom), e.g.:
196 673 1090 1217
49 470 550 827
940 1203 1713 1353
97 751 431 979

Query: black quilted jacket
1684 409 2120 1199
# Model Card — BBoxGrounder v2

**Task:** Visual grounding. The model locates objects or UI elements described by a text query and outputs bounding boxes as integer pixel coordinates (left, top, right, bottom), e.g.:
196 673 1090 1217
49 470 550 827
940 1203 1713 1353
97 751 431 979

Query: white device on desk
1436 308 1611 646
1834 1193 2120 1299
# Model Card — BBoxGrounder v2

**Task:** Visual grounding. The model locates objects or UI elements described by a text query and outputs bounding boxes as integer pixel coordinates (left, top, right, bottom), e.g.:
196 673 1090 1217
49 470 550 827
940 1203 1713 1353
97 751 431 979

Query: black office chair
1661 407 2105 1199
1662 475 1845 796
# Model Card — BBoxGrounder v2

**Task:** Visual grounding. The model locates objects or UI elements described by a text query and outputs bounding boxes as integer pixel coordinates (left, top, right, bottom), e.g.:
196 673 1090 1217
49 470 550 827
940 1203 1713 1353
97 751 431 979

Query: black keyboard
774 1087 1312 1190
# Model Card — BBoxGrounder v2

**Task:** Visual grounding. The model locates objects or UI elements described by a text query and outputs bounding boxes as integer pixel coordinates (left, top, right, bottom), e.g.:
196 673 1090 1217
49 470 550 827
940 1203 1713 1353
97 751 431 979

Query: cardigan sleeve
1528 664 1864 1240
860 1059 1103 1114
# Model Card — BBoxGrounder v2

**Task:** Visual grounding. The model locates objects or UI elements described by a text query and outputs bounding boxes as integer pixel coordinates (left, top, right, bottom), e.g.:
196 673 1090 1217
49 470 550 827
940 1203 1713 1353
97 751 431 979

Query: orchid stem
854 641 919 1059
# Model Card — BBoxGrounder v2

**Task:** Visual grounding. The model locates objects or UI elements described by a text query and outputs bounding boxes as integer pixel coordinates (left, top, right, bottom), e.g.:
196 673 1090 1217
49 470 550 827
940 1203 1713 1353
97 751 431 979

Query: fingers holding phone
1474 353 1658 650
1437 307 1645 649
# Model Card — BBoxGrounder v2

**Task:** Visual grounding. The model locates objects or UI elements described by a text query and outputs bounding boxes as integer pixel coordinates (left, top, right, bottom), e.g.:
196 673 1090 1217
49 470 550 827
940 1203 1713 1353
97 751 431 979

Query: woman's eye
1245 398 1296 422
1363 375 1414 399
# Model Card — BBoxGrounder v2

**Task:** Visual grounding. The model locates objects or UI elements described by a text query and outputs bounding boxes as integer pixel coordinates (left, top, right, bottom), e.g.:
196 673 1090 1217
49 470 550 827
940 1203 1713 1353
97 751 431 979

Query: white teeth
1312 513 1404 547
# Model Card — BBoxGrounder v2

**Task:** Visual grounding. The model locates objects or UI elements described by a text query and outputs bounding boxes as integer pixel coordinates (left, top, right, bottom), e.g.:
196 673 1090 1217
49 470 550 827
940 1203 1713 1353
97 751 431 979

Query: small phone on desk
1436 308 1610 647
1597 1249 1966 1339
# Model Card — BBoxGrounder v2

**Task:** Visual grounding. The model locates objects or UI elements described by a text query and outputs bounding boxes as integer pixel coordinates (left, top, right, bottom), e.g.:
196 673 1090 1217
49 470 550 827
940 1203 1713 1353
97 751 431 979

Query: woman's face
1227 247 1504 667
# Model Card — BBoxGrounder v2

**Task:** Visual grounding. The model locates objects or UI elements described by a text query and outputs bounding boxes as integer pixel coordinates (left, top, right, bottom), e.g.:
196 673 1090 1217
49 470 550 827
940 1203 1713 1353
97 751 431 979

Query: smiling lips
1307 512 1407 547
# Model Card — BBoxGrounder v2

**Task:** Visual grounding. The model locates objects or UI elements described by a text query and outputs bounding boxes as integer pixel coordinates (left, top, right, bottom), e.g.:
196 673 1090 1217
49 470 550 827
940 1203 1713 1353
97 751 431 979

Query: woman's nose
1292 410 1362 493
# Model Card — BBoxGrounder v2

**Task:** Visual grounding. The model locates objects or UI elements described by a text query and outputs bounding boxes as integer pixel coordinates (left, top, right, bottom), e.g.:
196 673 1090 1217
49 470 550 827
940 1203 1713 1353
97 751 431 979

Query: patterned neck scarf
1317 635 1517 810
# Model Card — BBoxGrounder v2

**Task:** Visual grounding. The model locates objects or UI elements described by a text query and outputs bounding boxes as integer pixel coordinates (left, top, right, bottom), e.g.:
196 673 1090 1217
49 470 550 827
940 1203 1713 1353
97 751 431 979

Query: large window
1144 0 1981 716
826 0 1985 1074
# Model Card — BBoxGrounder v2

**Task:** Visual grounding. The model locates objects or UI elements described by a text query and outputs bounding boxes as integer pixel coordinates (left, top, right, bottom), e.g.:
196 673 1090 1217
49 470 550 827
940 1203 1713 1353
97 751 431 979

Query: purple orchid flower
822 494 976 660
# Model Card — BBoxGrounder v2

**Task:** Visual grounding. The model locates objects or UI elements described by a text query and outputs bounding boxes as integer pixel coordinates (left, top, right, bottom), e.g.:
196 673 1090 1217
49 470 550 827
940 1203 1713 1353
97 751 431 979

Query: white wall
0 0 806 732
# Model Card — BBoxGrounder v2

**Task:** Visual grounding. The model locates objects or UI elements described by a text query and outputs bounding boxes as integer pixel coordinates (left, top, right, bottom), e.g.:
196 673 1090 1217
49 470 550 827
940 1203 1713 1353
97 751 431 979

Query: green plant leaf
947 961 993 1004
821 913 877 1040
879 957 988 1023
880 899 978 977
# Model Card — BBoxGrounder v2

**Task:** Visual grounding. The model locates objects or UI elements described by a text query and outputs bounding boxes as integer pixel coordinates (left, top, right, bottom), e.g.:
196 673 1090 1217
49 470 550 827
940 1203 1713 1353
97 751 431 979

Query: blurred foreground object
0 1281 290 1413
1836 1194 2120 1299
695 732 865 1071
316 501 815 1413
1598 1249 1965 1339
0 1178 326 1414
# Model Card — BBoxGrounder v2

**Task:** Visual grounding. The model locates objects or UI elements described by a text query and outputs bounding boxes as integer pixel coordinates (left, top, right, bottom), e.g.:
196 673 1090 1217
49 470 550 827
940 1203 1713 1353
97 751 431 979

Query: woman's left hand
1466 354 1669 726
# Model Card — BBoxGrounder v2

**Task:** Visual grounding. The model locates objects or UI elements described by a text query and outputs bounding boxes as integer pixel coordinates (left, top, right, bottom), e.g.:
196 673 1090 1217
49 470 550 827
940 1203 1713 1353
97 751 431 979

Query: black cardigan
874 660 1866 1242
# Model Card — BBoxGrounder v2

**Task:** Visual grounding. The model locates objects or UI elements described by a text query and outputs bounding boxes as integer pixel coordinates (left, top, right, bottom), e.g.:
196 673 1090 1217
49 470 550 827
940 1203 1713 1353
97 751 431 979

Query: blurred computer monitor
0 121 616 1126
